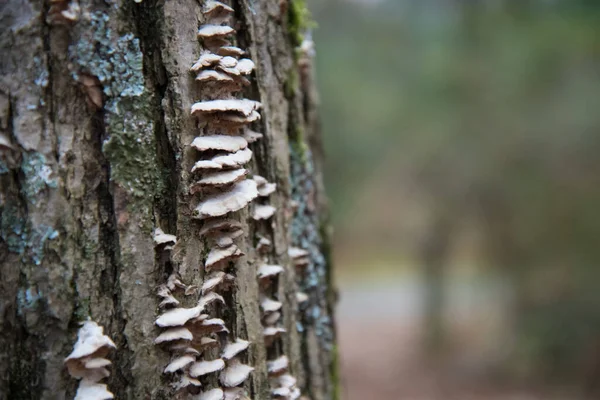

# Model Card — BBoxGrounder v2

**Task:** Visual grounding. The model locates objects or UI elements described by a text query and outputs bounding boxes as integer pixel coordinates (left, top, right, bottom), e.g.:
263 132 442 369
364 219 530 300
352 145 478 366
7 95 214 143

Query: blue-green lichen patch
289 144 334 348
70 11 162 219
17 287 43 316
20 152 57 203
0 202 59 264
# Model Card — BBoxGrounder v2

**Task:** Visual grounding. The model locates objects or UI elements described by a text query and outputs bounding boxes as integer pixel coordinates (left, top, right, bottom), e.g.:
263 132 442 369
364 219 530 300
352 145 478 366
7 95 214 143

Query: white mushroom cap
196 70 235 83
194 180 258 219
200 337 219 347
219 359 254 387
218 46 245 57
219 56 238 68
272 387 291 397
191 52 223 71
257 182 277 197
154 327 194 344
290 387 301 399
192 168 247 190
252 175 268 186
189 359 226 377
83 358 112 369
172 374 202 391
205 244 243 269
263 326 286 341
243 130 263 143
198 25 234 39
253 205 276 220
155 305 202 327
215 110 261 125
278 374 298 388
199 318 229 333
267 356 289 376
203 0 234 15
191 135 248 153
191 99 261 117
153 228 177 246
198 292 225 309
191 148 253 173
263 311 281 326
255 237 272 253
159 293 180 308
296 292 309 304
201 271 226 294
65 321 116 363
236 59 255 75
223 387 246 400
74 379 114 400
166 274 187 291
288 247 309 259
221 338 250 360
257 264 284 281
261 297 283 313
164 354 196 373
198 388 225 400
199 218 243 236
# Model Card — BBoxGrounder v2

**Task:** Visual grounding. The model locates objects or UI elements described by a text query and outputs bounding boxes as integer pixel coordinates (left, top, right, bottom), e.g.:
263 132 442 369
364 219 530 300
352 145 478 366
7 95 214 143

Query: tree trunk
0 1 337 399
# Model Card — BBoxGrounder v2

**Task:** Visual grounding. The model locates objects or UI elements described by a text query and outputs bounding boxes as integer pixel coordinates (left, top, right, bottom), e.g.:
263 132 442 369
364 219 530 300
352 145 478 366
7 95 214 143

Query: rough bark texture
0 0 337 399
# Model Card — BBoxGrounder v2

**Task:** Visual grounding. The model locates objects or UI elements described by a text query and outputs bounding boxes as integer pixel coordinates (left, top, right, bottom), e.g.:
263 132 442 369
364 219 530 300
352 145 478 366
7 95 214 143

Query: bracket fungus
252 204 276 221
267 355 289 376
190 359 226 377
199 388 225 400
65 321 116 400
219 359 254 387
193 180 258 219
221 339 250 360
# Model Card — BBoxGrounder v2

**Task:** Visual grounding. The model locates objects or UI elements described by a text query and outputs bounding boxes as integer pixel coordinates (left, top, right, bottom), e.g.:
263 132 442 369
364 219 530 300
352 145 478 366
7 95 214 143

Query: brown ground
335 282 588 400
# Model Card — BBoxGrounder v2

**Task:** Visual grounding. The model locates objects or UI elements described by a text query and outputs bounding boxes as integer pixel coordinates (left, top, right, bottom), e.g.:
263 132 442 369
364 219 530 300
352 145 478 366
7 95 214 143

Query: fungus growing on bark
205 244 243 269
154 327 194 344
219 359 254 387
199 218 244 237
65 321 115 400
155 305 202 328
198 292 226 309
263 312 281 326
191 99 262 118
267 356 289 376
199 388 225 400
243 129 263 143
190 359 226 377
252 204 276 221
261 297 283 313
296 292 309 304
257 264 284 282
193 180 258 219
74 380 114 400
153 228 177 247
191 169 247 192
256 237 272 254
172 374 203 391
191 135 248 153
218 46 245 57
202 271 235 294
197 25 234 39
196 70 235 83
193 148 254 173
164 355 196 374
221 339 250 360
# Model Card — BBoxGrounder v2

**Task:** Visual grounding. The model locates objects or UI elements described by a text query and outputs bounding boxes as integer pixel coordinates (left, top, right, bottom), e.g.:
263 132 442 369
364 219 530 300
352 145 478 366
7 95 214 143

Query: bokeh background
307 0 600 399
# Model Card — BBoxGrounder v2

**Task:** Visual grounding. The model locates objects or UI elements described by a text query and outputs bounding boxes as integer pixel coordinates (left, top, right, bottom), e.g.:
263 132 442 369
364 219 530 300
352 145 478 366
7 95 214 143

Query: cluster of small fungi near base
64 321 116 400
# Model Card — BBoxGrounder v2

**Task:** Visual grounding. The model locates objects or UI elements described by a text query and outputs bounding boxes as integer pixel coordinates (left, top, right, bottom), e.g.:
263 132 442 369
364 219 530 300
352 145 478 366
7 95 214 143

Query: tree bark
0 1 337 399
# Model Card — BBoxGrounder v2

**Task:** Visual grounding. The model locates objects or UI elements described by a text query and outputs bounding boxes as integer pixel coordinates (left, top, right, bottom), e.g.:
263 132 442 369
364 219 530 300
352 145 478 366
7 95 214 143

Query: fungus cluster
64 321 115 400
251 180 302 399
153 1 263 398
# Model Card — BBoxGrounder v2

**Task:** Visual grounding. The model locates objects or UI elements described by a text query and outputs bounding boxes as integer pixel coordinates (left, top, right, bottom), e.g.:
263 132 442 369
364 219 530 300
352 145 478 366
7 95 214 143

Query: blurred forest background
307 0 600 398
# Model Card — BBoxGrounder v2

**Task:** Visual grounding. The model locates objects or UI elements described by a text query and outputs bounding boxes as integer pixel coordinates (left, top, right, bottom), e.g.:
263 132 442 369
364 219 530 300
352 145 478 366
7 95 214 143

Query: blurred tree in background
310 0 600 394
